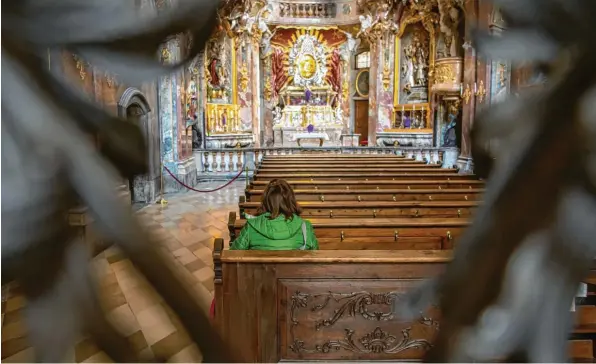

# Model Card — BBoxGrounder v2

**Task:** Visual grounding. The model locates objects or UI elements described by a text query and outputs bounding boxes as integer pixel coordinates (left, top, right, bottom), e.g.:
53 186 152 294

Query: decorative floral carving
434 63 456 84
72 54 88 80
289 290 439 355
161 47 171 64
291 326 432 354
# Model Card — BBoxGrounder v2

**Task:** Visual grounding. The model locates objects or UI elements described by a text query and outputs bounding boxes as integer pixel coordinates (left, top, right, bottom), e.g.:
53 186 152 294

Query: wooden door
354 100 369 144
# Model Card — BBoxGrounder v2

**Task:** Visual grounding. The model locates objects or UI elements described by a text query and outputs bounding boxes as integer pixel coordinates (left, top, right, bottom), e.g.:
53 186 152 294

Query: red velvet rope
163 165 244 193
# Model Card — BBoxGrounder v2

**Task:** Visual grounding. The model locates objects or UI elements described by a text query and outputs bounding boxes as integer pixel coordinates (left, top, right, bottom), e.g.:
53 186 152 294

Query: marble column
159 37 198 192
376 34 395 133
368 41 379 145
457 0 479 173
251 40 261 147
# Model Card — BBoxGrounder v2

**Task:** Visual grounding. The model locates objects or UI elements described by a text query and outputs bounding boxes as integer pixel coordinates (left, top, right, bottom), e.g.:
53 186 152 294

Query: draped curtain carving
271 48 288 100
326 48 341 105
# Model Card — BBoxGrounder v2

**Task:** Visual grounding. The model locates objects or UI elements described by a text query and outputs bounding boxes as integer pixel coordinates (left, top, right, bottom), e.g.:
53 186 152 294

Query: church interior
4 0 594 362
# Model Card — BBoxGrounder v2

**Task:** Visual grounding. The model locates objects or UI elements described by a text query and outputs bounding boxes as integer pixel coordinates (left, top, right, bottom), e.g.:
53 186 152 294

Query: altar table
291 132 330 147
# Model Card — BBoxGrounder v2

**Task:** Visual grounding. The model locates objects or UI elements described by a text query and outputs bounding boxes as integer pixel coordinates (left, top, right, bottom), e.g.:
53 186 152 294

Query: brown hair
257 179 302 220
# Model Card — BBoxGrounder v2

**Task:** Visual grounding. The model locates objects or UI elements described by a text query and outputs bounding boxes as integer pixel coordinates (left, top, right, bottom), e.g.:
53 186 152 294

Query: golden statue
298 54 317 79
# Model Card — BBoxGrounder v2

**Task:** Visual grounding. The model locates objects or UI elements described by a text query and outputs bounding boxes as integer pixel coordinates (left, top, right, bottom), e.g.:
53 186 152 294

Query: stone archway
118 87 160 203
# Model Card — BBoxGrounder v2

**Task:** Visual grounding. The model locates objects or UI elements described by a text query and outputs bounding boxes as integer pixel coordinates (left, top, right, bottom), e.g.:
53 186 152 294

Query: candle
401 105 404 127
474 82 477 94
460 84 463 97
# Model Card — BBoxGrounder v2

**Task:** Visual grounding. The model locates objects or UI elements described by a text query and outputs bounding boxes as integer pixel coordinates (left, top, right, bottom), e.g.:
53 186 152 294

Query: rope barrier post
160 162 168 206
245 165 249 188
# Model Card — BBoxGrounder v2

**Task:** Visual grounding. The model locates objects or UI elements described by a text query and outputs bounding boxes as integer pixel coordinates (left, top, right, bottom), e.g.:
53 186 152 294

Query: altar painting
205 36 234 104
397 24 430 105
387 23 432 133
267 27 348 146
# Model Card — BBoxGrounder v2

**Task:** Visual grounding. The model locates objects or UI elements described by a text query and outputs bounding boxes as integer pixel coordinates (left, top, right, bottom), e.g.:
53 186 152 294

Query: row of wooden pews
214 153 596 362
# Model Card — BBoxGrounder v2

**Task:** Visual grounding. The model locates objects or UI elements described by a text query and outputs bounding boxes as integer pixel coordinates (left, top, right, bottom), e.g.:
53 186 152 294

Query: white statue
334 106 344 124
414 37 428 86
273 105 283 126
357 14 373 39
402 43 416 89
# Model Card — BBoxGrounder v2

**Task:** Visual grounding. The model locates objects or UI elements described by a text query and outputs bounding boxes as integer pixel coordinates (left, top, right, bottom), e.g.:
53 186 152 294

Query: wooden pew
249 179 485 190
245 188 484 202
212 244 596 362
260 158 426 166
228 212 467 249
262 154 408 159
239 198 479 219
259 164 441 171
257 166 448 174
253 172 473 181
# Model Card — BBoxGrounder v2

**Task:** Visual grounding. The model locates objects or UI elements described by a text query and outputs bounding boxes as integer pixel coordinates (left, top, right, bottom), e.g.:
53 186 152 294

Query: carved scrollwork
434 63 456 84
289 290 440 356
291 326 432 354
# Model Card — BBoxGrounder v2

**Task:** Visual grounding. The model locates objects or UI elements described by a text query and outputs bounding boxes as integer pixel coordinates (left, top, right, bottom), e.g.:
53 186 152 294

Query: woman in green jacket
231 179 318 250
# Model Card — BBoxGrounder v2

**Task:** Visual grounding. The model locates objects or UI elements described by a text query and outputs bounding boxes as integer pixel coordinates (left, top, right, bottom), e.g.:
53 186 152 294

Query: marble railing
194 146 458 179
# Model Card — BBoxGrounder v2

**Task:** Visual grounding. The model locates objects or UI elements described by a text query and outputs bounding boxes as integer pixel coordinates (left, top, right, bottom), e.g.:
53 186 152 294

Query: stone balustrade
278 1 337 18
193 147 457 180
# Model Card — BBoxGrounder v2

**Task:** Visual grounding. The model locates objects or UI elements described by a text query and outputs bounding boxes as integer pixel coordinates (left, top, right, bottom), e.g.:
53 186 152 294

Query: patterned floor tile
0 181 244 362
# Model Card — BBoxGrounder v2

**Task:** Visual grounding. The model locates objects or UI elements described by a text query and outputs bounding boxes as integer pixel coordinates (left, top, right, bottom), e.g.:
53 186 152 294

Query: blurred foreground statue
1 1 233 362
396 0 596 362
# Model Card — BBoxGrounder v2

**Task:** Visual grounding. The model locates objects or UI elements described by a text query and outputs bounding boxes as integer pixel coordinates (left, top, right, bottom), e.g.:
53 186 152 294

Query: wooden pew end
227 211 237 245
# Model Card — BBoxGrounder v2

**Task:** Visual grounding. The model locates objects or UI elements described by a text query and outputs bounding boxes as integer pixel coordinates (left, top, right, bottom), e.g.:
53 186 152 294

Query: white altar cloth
291 133 330 141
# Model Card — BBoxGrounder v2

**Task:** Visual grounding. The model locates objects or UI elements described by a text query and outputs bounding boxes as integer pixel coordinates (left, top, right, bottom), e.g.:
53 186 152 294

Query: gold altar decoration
388 103 432 131
391 6 438 133
206 103 242 135
393 8 438 108
298 54 317 79
239 64 249 91
431 57 463 94
263 76 273 100
462 83 472 104
72 54 88 80
382 62 391 91
475 80 486 103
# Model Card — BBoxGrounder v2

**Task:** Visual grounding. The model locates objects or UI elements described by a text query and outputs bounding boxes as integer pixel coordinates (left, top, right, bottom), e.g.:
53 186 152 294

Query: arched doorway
117 87 159 203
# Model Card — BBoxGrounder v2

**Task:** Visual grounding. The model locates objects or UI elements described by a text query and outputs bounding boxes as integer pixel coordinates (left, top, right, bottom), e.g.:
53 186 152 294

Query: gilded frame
355 69 370 98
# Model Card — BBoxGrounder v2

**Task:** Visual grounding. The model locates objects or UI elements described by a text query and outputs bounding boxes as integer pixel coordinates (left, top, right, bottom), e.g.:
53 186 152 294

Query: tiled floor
1 181 245 363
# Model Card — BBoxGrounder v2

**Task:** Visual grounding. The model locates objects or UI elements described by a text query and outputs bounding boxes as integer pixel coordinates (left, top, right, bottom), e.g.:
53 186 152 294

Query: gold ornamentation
239 65 249 91
105 72 117 88
434 63 456 84
382 62 391 91
161 47 171 64
475 80 486 103
298 54 317 79
264 76 273 100
342 79 349 100
72 54 87 80
462 83 472 104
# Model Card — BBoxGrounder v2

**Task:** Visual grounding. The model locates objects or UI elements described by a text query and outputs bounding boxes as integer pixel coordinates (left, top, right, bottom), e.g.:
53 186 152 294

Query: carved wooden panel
278 279 440 360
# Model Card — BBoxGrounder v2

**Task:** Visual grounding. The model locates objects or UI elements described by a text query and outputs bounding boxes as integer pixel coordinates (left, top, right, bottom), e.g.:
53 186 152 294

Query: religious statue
402 34 428 92
191 115 203 150
402 43 416 91
356 14 374 39
334 105 344 124
437 0 463 57
272 104 283 126
414 38 428 86
442 101 460 147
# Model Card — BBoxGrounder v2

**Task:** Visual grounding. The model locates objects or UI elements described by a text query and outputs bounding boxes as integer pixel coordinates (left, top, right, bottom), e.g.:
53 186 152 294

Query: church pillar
457 0 479 173
251 39 262 147
368 41 379 145
159 37 198 192
376 34 396 135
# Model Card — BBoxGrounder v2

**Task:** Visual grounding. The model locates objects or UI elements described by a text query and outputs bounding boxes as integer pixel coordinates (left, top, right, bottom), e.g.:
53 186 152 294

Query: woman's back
230 213 318 250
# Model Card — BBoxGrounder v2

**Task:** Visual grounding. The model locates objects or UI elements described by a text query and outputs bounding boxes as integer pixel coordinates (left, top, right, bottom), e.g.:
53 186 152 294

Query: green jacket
230 213 319 250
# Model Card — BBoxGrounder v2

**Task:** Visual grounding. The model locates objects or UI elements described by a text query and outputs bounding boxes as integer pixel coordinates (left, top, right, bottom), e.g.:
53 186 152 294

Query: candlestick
412 104 416 129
